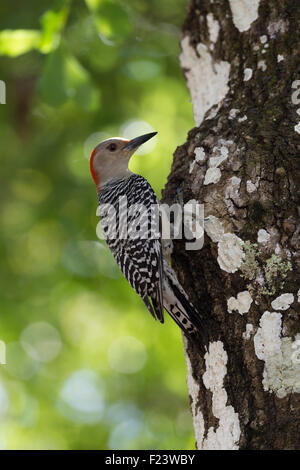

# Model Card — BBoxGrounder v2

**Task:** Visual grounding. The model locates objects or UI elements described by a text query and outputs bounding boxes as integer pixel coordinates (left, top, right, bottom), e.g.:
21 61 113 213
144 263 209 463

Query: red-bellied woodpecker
90 132 207 348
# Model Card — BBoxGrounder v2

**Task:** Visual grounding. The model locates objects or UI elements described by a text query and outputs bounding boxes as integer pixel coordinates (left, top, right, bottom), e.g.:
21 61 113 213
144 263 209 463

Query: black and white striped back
98 174 164 322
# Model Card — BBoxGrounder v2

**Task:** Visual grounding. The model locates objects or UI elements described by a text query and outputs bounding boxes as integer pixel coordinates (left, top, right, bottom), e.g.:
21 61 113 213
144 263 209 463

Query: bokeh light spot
5 342 40 380
121 120 157 156
20 322 62 363
124 60 162 81
108 336 147 374
58 370 105 423
108 418 142 450
60 291 116 352
0 382 9 419
105 401 142 425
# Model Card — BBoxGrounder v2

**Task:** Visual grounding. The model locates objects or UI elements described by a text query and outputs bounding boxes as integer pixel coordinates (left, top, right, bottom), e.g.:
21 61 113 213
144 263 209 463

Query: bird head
90 132 157 191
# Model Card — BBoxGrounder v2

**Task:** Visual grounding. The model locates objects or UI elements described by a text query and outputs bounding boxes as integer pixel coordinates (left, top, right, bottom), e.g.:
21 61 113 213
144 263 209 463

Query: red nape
90 149 100 187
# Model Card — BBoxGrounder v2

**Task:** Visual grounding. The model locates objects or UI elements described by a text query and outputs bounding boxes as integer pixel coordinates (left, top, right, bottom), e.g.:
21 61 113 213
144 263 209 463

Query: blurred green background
0 0 195 450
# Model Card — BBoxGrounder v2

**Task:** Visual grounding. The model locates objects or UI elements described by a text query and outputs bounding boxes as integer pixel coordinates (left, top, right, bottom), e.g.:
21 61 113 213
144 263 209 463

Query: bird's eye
107 143 117 151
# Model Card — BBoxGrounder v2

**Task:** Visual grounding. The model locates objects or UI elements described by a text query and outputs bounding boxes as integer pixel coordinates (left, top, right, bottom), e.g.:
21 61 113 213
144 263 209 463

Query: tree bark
162 0 300 450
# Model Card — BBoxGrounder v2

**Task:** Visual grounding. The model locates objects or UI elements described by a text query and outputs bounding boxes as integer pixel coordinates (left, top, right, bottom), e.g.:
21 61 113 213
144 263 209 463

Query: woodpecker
90 132 207 348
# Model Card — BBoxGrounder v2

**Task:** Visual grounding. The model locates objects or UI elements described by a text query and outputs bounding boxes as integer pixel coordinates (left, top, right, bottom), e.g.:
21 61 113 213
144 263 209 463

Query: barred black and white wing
98 174 164 322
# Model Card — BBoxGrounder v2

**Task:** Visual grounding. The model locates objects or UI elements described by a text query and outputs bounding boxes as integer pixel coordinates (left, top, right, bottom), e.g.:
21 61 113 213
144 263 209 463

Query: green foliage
0 2 70 57
39 46 100 109
39 2 70 53
0 29 41 56
86 0 132 44
0 0 194 451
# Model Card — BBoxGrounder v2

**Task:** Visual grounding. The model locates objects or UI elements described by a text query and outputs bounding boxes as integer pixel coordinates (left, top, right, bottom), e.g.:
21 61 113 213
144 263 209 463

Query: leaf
0 2 70 57
65 53 100 110
39 47 66 106
85 0 132 44
39 46 100 110
39 3 70 53
0 30 41 57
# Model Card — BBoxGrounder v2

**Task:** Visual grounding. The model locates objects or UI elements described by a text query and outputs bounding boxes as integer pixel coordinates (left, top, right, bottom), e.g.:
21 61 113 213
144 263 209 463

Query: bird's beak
123 132 157 151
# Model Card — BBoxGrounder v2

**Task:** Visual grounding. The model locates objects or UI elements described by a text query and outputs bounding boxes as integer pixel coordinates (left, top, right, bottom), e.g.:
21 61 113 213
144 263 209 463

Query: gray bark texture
162 0 300 450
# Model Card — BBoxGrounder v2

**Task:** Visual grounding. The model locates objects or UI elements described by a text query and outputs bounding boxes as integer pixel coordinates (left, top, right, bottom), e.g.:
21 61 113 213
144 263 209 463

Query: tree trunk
162 0 300 450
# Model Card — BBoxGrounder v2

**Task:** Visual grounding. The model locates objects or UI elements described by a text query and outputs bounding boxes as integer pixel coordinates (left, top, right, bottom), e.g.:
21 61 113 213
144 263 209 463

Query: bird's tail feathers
163 263 208 351
143 294 164 323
